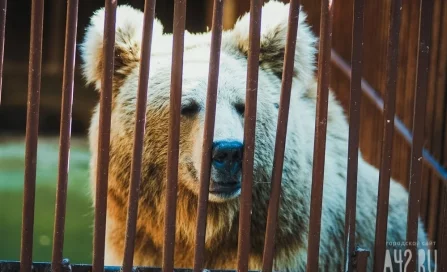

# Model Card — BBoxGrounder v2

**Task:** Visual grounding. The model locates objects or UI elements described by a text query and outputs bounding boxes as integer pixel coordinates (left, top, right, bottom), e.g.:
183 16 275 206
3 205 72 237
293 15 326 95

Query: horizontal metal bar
0 261 259 272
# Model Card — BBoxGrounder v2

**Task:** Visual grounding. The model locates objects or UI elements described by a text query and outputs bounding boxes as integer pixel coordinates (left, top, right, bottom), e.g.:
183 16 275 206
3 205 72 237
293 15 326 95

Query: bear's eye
181 101 200 117
235 103 245 116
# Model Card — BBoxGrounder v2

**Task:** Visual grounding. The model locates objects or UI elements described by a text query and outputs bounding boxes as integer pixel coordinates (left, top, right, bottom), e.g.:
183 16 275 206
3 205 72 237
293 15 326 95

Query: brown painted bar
92 0 117 271
122 1 157 272
236 0 263 271
372 0 402 271
305 0 333 271
0 0 6 104
354 248 370 272
438 187 447 271
162 0 187 270
343 0 365 271
260 1 300 271
51 0 79 271
19 0 44 271
406 0 434 270
192 0 224 271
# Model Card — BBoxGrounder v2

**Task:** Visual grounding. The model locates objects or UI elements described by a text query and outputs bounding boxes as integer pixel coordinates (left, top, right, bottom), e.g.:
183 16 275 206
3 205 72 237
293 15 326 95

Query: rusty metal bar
260 1 300 271
438 186 447 271
343 0 365 271
236 0 263 271
121 1 157 272
19 0 44 271
331 50 447 184
192 0 224 270
305 0 333 271
51 0 79 271
92 0 117 271
406 0 434 270
353 248 370 272
162 0 187 270
0 0 6 104
372 0 402 270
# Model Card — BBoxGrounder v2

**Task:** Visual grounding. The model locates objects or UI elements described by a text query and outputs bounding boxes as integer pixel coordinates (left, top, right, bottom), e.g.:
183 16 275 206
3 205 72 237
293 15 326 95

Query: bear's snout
209 141 243 198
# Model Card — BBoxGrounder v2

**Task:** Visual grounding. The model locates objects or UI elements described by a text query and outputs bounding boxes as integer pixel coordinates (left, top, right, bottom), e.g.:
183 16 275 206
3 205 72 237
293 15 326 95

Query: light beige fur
81 2 430 271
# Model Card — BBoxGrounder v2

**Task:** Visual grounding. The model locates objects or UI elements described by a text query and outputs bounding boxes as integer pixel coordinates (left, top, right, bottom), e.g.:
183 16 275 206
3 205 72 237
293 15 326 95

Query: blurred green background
0 137 92 263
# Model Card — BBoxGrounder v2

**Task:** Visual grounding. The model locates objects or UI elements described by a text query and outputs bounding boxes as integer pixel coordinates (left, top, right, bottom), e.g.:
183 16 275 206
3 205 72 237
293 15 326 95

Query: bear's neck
106 180 241 266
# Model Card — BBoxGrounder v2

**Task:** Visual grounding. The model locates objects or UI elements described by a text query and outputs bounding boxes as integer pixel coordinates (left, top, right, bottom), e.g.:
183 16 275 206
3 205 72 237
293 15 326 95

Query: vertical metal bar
92 0 117 271
330 50 447 183
0 0 6 104
372 0 402 271
162 0 187 270
353 248 370 272
19 0 44 271
122 1 156 272
192 0 224 270
305 0 333 271
260 1 300 272
438 185 447 271
343 0 365 271
405 0 434 270
51 0 79 271
236 0 263 271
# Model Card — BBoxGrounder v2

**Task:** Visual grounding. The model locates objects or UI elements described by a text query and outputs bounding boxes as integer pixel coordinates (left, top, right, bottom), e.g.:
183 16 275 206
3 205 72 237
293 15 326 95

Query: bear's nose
212 141 243 176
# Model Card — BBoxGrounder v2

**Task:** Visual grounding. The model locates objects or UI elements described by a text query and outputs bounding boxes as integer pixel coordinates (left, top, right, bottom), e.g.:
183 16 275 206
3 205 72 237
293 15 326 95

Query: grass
0 137 93 263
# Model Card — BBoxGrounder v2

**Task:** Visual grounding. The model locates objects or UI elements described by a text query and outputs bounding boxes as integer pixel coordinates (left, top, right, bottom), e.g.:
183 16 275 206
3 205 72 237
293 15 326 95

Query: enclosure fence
0 0 445 271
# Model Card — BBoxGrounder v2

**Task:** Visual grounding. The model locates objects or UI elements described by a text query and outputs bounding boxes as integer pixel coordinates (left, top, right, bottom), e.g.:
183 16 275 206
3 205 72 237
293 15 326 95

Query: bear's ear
226 1 317 85
80 5 164 91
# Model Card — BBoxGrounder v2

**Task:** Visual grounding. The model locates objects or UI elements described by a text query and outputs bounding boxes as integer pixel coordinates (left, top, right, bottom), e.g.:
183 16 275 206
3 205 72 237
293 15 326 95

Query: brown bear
81 1 430 271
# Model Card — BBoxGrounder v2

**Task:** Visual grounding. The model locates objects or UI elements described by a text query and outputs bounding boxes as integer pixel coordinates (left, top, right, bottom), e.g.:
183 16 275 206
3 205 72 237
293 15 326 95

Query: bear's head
81 1 317 205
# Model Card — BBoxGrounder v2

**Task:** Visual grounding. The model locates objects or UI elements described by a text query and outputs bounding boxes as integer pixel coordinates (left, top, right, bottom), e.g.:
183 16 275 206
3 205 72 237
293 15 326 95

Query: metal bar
122 1 156 271
438 186 447 271
92 0 117 271
331 50 447 184
406 0 434 270
162 0 187 270
1 261 261 272
19 0 44 271
51 0 79 271
353 248 370 272
0 0 6 104
305 0 333 271
372 0 402 270
236 0 263 271
343 0 365 271
260 1 300 271
192 0 224 270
